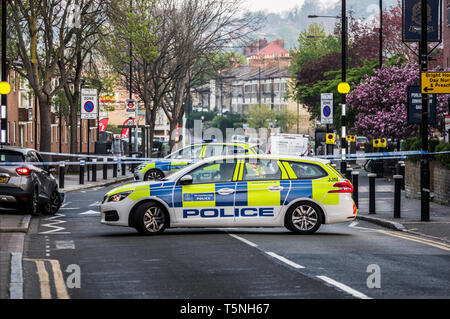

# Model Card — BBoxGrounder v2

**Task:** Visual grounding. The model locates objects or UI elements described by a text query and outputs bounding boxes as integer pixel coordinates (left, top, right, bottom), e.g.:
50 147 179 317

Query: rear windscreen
327 164 344 179
0 151 25 163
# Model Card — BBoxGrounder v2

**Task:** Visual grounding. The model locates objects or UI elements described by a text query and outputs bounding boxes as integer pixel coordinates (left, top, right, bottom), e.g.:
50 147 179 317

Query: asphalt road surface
21 185 450 299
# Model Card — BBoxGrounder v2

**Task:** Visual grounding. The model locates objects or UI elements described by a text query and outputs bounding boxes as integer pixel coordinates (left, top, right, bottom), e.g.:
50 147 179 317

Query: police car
100 155 357 235
134 142 260 181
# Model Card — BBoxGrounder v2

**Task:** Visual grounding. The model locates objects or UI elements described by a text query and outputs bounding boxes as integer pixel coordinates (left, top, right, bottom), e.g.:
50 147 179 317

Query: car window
242 159 281 181
26 152 41 163
0 151 24 163
169 145 203 159
188 161 237 184
203 145 224 157
287 162 327 179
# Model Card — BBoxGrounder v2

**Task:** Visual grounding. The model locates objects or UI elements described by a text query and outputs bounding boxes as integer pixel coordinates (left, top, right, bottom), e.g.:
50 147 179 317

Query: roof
255 42 289 57
0 145 35 155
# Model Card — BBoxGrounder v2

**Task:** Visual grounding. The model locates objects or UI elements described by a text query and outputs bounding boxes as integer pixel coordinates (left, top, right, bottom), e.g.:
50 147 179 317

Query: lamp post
0 0 10 144
379 0 383 68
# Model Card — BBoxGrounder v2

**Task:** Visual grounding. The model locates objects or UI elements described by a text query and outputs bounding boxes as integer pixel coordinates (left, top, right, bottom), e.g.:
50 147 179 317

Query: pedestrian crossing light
337 82 350 94
0 81 11 95
326 133 336 145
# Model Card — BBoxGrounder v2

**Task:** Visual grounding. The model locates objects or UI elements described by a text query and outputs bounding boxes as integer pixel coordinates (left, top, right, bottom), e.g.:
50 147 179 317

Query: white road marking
80 210 100 215
59 207 80 210
228 234 258 247
55 240 75 250
266 252 305 269
39 213 70 235
61 201 71 208
88 201 101 207
317 275 371 299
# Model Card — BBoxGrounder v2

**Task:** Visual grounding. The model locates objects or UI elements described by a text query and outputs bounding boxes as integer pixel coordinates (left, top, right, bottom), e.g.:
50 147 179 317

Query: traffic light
326 133 336 145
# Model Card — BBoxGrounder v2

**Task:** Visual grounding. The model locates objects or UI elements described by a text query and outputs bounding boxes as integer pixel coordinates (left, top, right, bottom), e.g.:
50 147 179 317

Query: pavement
0 166 134 299
352 167 450 244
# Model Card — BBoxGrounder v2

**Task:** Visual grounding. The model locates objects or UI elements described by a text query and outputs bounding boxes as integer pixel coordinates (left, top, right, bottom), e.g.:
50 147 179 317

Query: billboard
402 0 441 42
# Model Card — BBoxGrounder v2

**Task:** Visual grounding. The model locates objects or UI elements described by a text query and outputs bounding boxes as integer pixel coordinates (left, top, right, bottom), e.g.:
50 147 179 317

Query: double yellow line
24 258 70 299
379 230 450 252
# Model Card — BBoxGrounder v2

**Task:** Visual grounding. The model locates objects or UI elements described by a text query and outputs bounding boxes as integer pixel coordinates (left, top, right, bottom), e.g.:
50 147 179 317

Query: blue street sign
407 85 436 124
402 0 441 42
84 101 94 113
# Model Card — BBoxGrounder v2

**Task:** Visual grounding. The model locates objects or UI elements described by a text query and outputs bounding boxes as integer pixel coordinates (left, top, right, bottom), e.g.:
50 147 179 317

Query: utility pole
1 0 8 144
340 0 348 175
419 0 430 221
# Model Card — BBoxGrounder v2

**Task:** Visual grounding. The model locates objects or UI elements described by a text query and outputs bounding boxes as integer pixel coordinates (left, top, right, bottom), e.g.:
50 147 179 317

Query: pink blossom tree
347 63 448 139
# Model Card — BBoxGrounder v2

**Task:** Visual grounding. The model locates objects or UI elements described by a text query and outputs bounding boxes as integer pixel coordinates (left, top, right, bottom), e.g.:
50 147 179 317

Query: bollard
345 167 353 181
331 163 337 169
368 173 376 214
393 175 402 218
113 158 118 178
92 158 97 182
121 157 126 176
79 159 85 185
351 170 359 208
399 161 405 190
59 162 65 189
103 157 108 180
131 154 137 173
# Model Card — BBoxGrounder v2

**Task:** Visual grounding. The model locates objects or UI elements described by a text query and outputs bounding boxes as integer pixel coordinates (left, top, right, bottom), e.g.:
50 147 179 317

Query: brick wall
405 160 450 205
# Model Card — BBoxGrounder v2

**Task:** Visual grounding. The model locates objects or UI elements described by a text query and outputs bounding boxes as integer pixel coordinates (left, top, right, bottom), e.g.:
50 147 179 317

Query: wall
405 160 450 205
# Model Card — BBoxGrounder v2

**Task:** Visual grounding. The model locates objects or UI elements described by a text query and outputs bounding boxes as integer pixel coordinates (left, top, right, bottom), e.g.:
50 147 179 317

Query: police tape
0 160 148 166
38 151 155 161
313 150 450 160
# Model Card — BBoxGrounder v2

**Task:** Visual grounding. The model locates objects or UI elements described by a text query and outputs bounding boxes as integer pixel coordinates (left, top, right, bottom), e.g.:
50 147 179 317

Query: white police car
100 155 357 235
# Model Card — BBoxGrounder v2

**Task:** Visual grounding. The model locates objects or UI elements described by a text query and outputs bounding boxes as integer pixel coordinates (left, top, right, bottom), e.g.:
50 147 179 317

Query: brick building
5 68 97 154
445 0 450 68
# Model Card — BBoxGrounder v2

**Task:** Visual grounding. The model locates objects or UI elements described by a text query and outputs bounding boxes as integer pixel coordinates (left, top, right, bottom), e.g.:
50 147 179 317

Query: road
21 186 450 299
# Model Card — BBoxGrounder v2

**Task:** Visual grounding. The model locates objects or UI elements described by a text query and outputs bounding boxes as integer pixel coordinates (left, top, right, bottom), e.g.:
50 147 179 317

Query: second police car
100 154 357 235
134 142 260 181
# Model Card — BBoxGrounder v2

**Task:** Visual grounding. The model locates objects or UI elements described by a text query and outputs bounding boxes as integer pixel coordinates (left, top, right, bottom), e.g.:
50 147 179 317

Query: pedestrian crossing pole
0 0 8 144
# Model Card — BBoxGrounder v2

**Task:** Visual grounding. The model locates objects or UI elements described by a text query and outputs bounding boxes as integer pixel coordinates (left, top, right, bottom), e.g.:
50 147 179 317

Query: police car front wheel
144 169 164 181
134 202 168 235
285 201 323 235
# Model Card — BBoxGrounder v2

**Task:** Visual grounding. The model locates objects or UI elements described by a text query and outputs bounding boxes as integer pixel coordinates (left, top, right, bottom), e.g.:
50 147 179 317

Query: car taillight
328 180 353 193
16 167 31 176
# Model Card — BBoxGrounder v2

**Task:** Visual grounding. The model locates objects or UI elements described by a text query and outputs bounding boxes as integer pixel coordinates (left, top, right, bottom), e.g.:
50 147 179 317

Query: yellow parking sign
346 135 356 143
326 133 336 145
373 138 387 148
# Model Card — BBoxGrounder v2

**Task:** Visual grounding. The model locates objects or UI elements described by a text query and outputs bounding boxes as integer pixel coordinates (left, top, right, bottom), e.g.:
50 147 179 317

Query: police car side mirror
179 175 193 185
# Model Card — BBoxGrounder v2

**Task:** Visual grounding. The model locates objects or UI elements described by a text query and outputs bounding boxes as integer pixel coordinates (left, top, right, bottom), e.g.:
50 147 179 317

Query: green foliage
247 104 275 129
106 124 122 134
435 143 450 169
209 112 246 133
186 111 217 129
53 90 70 118
275 109 298 132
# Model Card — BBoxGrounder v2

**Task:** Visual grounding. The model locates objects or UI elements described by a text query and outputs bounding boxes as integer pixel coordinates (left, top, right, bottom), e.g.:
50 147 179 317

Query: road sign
320 93 333 124
346 135 356 142
407 86 436 124
421 72 450 94
81 88 98 119
373 138 387 148
445 114 450 131
402 0 441 42
326 133 335 145
126 99 137 114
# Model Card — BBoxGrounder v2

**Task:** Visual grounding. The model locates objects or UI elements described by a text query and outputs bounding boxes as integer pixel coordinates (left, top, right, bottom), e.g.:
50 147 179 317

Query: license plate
0 177 7 183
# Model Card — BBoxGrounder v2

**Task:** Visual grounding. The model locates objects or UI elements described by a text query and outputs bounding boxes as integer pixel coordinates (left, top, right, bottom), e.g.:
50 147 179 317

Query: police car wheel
144 169 164 181
134 202 168 235
285 202 322 234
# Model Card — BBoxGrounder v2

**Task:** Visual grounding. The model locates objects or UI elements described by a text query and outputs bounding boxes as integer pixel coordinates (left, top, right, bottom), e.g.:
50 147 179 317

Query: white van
268 134 310 156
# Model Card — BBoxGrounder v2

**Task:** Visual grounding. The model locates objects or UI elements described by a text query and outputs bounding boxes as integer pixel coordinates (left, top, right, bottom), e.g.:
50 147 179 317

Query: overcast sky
242 0 340 13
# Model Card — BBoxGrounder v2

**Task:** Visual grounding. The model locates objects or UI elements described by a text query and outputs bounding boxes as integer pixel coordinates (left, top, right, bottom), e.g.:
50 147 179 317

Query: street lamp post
1 0 8 144
379 0 383 68
340 0 348 175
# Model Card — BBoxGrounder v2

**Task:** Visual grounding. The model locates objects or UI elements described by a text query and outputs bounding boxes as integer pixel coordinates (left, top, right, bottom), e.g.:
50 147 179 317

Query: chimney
275 39 284 49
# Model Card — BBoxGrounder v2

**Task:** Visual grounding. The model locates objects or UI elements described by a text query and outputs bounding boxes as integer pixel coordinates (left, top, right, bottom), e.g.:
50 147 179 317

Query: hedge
402 137 450 167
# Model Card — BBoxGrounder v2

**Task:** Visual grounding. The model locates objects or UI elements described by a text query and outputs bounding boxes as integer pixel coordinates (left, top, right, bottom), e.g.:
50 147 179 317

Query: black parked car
0 146 63 215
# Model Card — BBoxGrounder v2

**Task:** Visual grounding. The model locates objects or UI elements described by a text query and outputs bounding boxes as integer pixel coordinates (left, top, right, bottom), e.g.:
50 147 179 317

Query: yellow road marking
49 260 70 299
33 260 51 299
23 258 70 299
378 231 450 252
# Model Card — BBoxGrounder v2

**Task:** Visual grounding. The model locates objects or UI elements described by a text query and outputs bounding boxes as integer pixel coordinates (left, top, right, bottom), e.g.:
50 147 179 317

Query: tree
275 109 298 133
9 0 75 153
247 104 275 129
347 64 449 139
209 112 245 134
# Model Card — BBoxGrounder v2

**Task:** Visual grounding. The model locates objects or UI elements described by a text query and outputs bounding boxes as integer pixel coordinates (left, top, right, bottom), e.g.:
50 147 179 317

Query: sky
243 0 340 13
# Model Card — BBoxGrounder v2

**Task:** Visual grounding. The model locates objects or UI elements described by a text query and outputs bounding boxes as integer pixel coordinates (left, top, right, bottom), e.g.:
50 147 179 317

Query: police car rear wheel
285 202 322 234
134 202 168 235
144 169 164 181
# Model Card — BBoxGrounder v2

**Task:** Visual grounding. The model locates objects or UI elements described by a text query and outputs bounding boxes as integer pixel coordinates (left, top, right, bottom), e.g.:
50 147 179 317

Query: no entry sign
81 88 98 119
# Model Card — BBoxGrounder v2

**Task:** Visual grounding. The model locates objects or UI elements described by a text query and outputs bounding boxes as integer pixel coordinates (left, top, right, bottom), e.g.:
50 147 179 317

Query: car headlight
107 191 132 202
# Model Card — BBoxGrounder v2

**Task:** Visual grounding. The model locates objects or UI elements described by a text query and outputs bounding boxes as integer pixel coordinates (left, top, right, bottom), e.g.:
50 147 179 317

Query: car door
234 158 290 226
172 159 238 227
26 151 52 200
